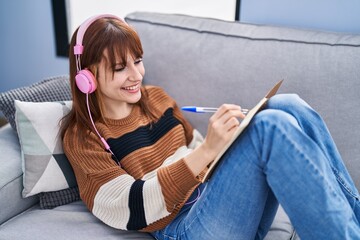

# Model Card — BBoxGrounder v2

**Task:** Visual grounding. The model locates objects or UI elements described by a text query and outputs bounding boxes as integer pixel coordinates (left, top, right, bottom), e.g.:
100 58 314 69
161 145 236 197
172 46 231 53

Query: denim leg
152 95 360 240
251 107 360 239
267 94 360 215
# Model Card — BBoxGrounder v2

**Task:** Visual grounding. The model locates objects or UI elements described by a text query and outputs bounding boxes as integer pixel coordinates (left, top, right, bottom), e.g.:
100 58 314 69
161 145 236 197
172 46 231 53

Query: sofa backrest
126 12 360 189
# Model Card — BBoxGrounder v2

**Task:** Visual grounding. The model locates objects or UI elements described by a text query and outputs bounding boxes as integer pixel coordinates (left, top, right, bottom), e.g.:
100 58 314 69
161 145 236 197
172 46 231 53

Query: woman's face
97 50 145 118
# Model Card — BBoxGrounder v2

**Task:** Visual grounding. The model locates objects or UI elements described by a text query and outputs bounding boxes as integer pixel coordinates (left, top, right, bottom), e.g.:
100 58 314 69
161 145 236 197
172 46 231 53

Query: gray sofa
1 11 359 240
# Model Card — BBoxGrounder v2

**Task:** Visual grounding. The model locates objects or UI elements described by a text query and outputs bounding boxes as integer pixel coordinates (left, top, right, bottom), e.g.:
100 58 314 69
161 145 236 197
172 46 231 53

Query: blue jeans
151 94 360 239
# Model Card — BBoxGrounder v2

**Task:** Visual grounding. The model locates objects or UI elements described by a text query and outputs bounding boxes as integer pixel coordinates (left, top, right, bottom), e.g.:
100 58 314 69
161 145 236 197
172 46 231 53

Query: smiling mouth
121 83 140 92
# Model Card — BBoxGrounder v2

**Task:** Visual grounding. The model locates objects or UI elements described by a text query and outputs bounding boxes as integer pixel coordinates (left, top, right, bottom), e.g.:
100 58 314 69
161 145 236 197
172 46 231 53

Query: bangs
103 23 143 70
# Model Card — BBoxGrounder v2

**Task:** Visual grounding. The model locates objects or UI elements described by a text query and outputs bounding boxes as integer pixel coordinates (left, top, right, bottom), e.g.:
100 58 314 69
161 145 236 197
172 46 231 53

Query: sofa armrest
0 124 38 225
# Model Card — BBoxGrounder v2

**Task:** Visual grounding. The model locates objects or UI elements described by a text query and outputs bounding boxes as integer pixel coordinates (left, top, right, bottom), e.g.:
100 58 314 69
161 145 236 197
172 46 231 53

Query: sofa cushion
0 75 71 131
0 201 154 240
0 124 38 225
0 200 296 240
14 100 79 208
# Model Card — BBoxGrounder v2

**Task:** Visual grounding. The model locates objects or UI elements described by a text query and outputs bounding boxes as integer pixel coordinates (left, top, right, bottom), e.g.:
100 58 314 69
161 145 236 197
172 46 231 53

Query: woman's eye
114 66 125 72
135 58 143 64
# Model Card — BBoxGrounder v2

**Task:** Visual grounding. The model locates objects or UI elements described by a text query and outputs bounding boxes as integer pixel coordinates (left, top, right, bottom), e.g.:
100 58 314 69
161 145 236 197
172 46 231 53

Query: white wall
66 0 236 37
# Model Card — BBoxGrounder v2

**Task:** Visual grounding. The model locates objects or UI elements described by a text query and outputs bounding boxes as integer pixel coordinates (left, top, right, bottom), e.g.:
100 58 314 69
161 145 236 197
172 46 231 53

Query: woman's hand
184 104 246 176
202 104 246 161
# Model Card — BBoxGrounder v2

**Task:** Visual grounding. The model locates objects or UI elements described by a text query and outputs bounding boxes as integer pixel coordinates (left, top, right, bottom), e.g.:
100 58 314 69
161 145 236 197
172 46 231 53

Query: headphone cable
86 93 117 158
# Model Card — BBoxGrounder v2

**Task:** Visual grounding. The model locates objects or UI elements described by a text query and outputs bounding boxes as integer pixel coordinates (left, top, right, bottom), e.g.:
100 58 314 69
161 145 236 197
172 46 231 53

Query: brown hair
60 16 158 141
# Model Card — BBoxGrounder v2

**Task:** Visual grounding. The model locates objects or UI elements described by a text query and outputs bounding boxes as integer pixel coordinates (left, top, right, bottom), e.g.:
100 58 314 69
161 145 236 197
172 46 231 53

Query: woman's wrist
184 143 216 176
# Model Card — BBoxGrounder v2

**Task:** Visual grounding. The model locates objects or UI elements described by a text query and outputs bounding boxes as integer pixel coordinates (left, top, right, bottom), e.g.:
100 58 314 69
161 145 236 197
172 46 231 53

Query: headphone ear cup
75 69 97 94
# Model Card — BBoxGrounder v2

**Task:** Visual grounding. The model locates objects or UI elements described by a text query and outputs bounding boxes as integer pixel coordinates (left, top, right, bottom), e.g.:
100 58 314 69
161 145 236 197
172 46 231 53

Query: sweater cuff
158 159 200 206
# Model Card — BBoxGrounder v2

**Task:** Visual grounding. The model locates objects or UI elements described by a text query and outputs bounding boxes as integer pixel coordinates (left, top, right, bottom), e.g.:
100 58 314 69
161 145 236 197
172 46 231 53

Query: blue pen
181 106 249 114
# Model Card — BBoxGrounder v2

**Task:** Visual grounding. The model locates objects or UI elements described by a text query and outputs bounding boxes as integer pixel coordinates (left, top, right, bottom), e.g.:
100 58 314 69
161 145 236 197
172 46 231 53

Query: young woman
61 14 360 239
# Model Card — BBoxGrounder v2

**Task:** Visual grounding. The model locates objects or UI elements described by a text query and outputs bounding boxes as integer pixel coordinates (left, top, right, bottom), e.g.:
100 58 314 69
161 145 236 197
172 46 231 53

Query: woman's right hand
202 104 246 162
184 104 246 176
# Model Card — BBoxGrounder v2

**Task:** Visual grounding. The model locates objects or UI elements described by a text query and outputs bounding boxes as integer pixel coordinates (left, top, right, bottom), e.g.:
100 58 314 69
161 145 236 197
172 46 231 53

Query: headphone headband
74 14 126 94
74 14 125 55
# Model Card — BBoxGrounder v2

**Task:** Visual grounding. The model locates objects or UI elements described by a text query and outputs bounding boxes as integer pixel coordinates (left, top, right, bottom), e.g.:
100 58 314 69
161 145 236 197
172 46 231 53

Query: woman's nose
128 64 143 81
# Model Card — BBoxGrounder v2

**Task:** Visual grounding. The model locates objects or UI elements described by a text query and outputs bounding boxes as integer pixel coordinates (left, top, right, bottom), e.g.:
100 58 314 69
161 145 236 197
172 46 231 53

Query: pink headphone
74 14 126 94
73 14 125 164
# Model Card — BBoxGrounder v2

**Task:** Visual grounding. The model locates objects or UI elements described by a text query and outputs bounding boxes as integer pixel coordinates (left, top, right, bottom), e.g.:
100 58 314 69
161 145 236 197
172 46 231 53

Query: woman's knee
253 109 300 131
268 93 300 105
267 94 313 116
